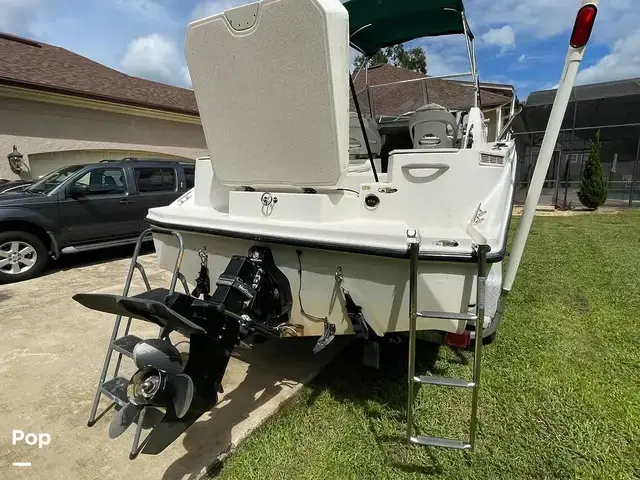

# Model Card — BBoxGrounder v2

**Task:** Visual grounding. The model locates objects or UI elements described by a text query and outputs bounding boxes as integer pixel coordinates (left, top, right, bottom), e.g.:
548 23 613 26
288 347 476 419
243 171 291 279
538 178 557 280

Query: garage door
27 150 192 179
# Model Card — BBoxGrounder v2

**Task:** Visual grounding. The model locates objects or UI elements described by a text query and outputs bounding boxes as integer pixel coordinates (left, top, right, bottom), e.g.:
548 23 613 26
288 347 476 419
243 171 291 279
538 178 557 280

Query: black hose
349 73 379 182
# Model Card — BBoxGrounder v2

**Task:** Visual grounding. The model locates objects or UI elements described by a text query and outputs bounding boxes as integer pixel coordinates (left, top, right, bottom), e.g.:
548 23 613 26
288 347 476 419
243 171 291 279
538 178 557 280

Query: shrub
578 130 608 210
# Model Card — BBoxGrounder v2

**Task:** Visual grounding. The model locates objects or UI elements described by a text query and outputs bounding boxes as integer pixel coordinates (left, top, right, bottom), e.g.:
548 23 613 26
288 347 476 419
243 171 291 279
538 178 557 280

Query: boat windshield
26 165 86 195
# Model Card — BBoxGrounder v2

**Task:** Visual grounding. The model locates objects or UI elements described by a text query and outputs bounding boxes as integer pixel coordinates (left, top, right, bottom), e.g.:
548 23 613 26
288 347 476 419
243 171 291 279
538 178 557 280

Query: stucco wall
0 96 208 180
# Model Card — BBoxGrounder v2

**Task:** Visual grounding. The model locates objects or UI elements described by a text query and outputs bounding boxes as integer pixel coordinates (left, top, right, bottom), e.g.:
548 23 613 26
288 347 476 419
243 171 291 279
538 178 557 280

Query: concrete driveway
0 248 346 480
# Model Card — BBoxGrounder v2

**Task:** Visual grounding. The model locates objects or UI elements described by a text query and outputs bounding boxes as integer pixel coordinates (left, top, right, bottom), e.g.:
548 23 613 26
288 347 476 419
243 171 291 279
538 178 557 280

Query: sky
2 0 639 100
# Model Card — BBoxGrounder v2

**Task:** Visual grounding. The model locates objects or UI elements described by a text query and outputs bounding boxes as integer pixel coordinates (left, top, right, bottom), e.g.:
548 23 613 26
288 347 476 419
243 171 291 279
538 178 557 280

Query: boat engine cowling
164 246 293 338
213 246 293 327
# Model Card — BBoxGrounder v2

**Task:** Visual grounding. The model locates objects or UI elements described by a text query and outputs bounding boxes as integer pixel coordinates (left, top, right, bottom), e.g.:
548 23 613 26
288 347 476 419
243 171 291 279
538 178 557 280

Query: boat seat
409 103 458 149
349 112 382 159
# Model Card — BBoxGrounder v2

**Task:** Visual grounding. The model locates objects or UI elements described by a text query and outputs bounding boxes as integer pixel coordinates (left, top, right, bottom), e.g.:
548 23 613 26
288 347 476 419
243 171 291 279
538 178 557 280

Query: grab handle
401 163 450 171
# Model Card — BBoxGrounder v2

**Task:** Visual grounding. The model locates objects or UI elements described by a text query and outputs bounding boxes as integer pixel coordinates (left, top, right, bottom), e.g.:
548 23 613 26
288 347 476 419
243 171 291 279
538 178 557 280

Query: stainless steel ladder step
413 376 475 388
417 311 477 321
410 435 472 451
86 228 189 459
112 334 143 358
406 229 490 452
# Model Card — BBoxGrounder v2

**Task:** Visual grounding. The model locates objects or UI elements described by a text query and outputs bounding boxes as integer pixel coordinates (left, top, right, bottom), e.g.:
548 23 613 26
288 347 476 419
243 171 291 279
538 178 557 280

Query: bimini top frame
345 0 480 109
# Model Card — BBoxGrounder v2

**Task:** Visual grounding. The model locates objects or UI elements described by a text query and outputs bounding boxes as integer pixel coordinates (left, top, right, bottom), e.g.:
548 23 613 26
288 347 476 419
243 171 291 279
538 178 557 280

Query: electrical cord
296 250 328 323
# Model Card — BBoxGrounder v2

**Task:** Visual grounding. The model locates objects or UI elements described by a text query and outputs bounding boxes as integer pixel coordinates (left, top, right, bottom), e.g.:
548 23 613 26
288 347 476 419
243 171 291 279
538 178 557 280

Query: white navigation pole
503 0 599 292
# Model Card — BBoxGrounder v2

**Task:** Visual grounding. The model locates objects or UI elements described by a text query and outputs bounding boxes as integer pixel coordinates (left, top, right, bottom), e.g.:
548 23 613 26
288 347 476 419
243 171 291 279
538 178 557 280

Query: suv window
184 167 195 189
27 165 86 195
134 167 176 193
71 168 126 195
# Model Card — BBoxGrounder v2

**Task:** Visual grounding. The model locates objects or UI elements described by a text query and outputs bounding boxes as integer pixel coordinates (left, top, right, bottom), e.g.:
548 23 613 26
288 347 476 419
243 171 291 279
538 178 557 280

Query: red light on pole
570 4 597 48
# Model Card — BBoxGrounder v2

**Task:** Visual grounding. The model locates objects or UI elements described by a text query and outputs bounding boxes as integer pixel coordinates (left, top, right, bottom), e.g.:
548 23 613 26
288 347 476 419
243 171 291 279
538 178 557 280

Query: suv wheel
0 231 48 283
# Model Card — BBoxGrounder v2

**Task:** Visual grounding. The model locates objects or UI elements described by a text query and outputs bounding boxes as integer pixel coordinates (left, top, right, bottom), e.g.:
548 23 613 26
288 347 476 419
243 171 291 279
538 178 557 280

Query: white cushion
186 0 350 187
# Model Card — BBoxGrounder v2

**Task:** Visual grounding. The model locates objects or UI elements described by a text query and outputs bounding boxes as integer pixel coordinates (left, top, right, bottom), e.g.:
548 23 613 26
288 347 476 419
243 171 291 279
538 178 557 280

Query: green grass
212 211 640 480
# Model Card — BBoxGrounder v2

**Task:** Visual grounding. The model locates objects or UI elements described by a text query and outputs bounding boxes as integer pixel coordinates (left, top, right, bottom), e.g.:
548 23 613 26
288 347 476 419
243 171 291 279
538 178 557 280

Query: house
0 32 206 181
351 64 515 139
352 64 513 114
349 63 514 162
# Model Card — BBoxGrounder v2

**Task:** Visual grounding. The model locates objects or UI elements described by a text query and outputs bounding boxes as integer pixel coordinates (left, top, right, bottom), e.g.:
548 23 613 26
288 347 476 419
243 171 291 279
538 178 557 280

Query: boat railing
367 71 473 91
356 72 475 125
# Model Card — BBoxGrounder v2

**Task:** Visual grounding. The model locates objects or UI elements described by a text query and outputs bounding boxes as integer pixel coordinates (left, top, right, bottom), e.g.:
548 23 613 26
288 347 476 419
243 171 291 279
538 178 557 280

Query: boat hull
152 230 502 338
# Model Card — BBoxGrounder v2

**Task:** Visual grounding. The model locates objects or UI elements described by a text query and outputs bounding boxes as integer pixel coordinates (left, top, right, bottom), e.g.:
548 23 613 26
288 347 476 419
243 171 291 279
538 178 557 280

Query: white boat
148 0 517 342
74 0 598 458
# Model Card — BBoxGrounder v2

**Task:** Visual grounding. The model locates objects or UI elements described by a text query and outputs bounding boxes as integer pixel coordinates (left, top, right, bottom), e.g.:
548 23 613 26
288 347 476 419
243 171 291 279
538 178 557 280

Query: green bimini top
343 0 472 57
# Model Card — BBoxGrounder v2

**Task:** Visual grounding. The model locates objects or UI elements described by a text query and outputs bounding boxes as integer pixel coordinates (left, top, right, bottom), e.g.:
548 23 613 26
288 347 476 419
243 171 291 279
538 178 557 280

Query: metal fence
514 80 640 208
514 124 640 208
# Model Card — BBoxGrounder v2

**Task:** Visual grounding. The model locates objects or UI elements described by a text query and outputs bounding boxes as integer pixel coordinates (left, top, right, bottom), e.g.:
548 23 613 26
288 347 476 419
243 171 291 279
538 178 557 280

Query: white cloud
468 0 577 39
121 34 191 87
181 67 192 88
0 0 45 35
424 49 468 77
411 36 473 77
191 1 247 21
465 0 640 89
468 0 640 51
576 30 640 85
481 25 516 53
115 0 175 26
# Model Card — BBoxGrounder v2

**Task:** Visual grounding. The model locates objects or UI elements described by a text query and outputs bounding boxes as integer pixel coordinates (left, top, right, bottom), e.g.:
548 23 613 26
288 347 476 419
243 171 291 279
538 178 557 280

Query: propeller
108 339 195 439
132 338 184 375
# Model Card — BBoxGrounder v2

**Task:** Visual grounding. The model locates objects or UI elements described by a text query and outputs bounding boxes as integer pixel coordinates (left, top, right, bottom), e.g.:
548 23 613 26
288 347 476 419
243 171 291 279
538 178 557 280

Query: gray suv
0 158 195 283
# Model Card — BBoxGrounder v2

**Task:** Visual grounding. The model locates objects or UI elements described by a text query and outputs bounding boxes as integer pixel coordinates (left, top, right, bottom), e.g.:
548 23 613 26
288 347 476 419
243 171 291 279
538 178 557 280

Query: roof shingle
352 63 512 116
0 33 511 120
0 32 199 115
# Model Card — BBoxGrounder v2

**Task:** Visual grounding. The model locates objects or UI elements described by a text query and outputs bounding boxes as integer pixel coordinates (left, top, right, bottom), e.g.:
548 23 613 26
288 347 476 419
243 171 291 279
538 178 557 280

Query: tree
353 49 389 70
578 130 608 210
387 45 427 74
353 45 427 74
